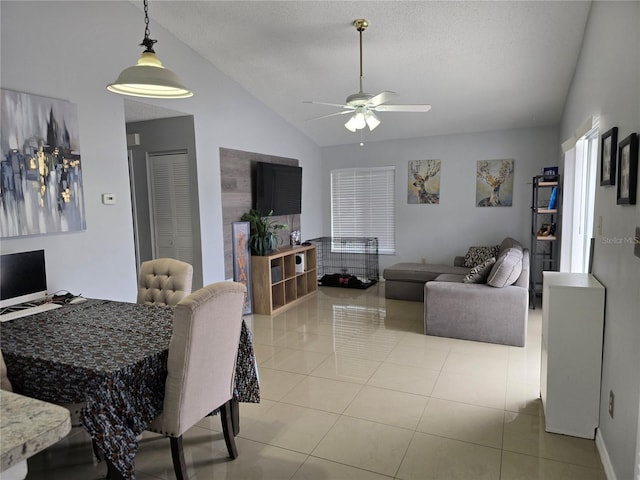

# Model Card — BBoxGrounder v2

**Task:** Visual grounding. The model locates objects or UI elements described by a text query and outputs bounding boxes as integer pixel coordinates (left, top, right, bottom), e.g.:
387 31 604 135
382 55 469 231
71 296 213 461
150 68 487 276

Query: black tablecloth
0 299 260 479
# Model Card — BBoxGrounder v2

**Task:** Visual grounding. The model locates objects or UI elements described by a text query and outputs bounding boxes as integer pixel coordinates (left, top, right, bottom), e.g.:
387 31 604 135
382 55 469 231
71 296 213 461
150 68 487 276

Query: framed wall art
600 126 618 186
408 159 441 204
617 133 638 205
476 159 514 207
232 221 253 314
0 89 86 238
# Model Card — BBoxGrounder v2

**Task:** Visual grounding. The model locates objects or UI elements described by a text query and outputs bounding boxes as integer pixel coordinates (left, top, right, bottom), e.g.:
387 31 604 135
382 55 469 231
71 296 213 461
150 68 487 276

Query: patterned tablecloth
0 299 260 479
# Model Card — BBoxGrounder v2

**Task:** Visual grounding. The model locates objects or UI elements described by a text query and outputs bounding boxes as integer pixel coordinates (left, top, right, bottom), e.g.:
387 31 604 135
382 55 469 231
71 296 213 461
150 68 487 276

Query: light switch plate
102 193 116 205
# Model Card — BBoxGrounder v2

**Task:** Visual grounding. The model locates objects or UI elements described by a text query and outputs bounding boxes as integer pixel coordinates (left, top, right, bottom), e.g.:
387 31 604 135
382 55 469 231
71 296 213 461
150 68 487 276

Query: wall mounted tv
255 162 302 216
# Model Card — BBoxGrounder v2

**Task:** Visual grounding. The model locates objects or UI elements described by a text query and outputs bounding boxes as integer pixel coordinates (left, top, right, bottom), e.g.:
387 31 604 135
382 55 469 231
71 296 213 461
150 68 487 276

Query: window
560 120 599 273
330 166 395 254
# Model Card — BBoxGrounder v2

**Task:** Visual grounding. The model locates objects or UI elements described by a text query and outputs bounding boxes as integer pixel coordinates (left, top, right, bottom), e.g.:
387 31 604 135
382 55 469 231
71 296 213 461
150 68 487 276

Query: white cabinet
541 272 605 439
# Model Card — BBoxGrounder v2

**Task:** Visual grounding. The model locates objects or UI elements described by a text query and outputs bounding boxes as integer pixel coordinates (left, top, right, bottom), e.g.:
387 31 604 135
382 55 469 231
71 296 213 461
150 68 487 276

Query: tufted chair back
147 281 247 477
137 258 193 306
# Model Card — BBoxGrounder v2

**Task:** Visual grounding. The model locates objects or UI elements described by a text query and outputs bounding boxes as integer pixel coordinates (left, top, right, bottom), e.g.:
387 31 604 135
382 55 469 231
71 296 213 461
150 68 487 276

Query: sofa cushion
463 245 500 268
383 263 470 283
463 257 496 284
487 248 523 287
435 273 467 283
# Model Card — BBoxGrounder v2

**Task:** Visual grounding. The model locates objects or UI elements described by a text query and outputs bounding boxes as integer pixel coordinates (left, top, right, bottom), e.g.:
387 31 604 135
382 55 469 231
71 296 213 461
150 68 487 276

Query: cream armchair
147 281 247 478
137 258 194 306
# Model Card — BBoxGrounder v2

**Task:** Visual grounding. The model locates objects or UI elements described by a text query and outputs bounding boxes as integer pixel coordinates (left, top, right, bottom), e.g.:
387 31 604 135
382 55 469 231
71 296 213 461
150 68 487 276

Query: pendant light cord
141 0 157 53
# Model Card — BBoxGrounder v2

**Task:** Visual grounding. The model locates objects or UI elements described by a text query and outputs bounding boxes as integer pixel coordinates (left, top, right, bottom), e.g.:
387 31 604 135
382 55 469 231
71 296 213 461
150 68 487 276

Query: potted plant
240 209 287 256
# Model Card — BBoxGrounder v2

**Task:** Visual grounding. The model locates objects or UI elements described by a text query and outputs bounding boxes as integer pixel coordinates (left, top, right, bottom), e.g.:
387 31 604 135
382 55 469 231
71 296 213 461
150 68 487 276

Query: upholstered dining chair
137 258 194 306
146 281 247 479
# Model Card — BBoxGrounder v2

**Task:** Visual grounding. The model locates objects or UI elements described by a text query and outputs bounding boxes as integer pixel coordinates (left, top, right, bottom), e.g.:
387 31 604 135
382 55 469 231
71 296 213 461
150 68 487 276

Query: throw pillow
463 257 496 284
487 248 523 287
498 237 523 256
463 245 500 268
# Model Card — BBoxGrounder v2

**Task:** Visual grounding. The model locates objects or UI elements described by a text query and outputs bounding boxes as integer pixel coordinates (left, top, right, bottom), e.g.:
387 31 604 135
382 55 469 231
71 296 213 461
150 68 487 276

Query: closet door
147 152 194 265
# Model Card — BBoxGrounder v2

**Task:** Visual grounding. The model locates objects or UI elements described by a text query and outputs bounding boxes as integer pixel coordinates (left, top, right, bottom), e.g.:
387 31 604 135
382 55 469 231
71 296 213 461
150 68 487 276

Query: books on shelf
548 186 558 210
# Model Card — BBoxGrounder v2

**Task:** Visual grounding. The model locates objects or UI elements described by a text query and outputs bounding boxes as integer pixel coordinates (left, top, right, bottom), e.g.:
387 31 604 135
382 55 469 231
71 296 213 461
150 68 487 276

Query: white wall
321 127 559 271
559 2 640 479
0 1 323 302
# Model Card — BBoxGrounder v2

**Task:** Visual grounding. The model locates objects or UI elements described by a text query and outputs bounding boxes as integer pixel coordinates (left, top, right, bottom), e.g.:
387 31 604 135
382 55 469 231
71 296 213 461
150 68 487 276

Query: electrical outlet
609 390 615 418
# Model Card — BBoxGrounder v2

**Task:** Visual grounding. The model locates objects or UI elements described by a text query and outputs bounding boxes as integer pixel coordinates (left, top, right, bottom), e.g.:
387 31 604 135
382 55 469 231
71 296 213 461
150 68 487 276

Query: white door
147 152 194 265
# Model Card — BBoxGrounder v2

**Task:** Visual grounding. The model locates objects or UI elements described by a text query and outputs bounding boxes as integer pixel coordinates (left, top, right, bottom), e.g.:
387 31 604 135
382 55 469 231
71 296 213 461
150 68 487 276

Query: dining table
0 298 260 480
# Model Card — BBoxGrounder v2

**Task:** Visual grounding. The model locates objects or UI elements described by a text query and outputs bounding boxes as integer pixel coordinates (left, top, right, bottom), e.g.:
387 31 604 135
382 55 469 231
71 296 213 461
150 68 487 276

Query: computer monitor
0 250 48 308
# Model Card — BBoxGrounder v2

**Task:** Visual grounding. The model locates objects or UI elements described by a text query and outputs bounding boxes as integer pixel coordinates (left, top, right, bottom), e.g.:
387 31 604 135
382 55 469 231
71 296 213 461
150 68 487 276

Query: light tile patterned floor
25 283 605 479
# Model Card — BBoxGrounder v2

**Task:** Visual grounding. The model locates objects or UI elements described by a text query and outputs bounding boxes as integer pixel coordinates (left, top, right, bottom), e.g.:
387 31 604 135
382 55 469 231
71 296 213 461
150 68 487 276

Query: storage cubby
251 245 317 315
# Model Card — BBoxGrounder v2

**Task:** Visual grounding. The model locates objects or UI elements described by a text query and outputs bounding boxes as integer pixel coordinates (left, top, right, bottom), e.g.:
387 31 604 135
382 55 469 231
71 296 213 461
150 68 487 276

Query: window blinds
330 166 395 254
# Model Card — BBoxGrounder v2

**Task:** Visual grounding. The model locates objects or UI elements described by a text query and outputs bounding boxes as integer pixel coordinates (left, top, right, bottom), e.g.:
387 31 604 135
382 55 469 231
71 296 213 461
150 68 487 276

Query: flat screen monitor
255 162 302 216
0 250 48 308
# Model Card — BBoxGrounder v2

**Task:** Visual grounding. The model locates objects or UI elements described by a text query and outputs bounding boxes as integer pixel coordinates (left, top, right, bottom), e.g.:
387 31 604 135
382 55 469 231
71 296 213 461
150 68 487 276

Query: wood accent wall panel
220 147 301 279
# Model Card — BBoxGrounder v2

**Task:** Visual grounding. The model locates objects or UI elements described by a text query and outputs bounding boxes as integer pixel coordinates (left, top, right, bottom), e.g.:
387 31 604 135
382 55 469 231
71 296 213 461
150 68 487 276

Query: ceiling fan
306 19 431 133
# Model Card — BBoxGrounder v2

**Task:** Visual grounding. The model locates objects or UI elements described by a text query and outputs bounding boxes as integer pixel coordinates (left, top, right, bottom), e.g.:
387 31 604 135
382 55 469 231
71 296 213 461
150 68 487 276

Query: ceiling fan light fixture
307 18 430 137
365 111 380 131
344 115 359 132
107 0 193 99
345 110 367 132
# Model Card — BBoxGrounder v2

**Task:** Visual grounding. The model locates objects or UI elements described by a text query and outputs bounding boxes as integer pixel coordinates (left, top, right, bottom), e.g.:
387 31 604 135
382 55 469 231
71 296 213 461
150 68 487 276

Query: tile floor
25 283 605 479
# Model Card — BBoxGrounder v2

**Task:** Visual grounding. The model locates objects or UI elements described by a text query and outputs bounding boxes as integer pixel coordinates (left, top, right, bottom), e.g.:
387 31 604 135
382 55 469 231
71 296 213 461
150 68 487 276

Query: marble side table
1 390 71 471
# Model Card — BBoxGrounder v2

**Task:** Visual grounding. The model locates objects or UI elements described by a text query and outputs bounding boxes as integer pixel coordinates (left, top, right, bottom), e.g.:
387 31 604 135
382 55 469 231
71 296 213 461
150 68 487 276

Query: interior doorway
124 100 203 289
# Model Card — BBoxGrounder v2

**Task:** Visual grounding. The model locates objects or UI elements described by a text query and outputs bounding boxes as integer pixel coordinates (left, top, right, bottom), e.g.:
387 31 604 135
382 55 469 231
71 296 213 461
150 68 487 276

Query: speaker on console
295 253 305 273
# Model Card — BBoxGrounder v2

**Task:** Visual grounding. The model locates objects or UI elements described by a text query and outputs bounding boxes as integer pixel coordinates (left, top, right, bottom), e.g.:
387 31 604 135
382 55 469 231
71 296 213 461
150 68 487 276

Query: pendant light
107 0 193 99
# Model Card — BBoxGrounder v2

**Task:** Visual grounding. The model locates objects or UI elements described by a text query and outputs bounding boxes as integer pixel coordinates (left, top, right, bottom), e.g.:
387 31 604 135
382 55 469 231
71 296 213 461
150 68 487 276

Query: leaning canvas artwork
408 159 441 204
0 89 86 237
476 159 514 207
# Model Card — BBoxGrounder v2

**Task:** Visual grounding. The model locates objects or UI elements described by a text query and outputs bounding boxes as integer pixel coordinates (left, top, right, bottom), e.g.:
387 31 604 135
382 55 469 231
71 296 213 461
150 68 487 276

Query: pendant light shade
107 0 193 99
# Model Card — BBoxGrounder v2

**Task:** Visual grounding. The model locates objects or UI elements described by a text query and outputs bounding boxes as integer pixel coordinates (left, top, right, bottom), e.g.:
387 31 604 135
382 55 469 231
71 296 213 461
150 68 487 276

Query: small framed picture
617 133 638 205
600 127 618 186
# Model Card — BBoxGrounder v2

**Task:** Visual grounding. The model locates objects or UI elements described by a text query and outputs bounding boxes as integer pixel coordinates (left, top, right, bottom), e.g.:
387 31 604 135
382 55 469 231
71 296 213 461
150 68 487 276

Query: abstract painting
476 159 514 207
408 159 441 204
232 221 253 314
1 89 86 237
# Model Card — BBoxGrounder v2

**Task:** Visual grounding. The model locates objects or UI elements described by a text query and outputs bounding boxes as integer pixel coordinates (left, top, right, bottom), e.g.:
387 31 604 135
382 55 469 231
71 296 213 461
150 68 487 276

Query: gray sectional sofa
384 237 529 347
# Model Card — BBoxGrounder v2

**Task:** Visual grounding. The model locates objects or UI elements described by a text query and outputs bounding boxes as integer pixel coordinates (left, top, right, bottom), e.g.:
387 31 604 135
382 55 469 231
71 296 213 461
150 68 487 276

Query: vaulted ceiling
127 1 592 147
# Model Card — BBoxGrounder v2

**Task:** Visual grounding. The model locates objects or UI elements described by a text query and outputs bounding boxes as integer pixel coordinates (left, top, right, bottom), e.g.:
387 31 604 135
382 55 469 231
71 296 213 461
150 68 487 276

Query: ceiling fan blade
374 104 432 112
304 101 353 110
367 91 396 107
307 110 354 121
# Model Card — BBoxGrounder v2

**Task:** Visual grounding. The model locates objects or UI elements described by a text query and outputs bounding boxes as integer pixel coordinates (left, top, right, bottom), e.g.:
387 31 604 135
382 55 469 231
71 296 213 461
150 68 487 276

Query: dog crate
307 237 379 288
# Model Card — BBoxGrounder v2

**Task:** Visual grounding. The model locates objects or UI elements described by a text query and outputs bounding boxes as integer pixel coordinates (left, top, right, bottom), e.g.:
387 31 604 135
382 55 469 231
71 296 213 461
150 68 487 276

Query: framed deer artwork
408 159 441 204
476 159 514 207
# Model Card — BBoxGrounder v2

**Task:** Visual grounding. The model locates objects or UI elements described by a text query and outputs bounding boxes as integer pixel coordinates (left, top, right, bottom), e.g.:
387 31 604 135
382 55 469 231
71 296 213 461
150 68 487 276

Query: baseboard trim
596 428 617 480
